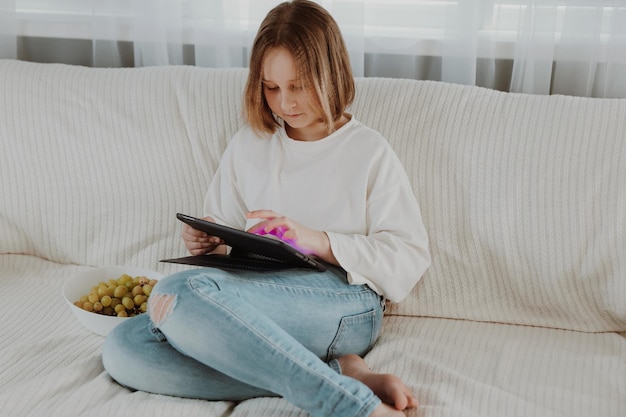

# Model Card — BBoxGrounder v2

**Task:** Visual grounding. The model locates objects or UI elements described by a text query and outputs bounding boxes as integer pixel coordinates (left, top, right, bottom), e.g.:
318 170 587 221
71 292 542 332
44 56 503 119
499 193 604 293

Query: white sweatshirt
204 116 430 302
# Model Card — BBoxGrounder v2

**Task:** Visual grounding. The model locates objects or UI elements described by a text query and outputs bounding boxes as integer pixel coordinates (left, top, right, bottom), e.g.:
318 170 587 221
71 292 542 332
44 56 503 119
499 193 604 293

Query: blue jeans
102 266 385 417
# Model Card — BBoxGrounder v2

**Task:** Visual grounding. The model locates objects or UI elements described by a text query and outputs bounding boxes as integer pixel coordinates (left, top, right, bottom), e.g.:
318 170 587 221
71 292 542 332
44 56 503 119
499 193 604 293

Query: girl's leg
102 266 384 417
103 313 275 400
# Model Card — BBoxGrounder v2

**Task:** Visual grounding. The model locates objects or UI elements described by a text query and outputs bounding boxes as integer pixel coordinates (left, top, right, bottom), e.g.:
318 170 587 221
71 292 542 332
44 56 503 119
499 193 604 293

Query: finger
248 217 289 235
247 220 270 234
278 227 296 242
182 233 211 247
246 210 279 220
188 247 211 256
257 222 289 238
185 239 208 250
182 224 207 238
262 216 290 231
185 240 221 255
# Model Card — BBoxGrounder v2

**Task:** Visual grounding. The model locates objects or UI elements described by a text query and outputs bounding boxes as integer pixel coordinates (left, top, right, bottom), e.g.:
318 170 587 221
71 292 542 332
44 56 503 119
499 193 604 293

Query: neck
286 114 350 141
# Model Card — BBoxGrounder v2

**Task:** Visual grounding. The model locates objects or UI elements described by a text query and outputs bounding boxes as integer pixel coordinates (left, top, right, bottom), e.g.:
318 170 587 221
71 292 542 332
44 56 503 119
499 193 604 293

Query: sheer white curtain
5 0 626 98
0 0 16 58
508 0 626 97
90 0 280 68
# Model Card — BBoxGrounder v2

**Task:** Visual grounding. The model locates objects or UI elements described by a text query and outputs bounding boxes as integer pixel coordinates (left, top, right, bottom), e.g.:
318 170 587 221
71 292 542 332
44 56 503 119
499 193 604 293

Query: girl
102 1 430 417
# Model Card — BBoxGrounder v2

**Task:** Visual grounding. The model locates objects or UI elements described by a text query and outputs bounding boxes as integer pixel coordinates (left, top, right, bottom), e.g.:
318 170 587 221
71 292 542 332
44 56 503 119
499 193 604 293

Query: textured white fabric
349 78 626 332
369 316 626 417
1 60 625 417
0 257 624 417
1 60 625 331
203 121 430 302
0 61 245 268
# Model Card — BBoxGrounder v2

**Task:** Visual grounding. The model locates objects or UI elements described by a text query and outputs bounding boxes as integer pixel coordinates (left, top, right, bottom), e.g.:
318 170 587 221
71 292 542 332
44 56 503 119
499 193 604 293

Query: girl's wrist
316 232 338 265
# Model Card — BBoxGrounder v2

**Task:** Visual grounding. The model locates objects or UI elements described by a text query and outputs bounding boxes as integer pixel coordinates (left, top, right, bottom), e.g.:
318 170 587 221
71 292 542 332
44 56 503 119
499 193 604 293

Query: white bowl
62 266 164 337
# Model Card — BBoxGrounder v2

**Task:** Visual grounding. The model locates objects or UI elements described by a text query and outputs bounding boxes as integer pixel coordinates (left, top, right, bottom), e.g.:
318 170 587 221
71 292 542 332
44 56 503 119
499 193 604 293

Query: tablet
170 213 327 272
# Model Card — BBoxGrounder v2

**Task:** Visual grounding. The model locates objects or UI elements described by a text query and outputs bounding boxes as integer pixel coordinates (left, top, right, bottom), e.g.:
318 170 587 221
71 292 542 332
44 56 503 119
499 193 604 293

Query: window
7 0 626 97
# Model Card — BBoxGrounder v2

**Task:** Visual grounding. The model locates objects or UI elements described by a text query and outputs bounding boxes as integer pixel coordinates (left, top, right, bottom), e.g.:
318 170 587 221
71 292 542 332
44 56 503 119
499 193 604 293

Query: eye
263 83 278 91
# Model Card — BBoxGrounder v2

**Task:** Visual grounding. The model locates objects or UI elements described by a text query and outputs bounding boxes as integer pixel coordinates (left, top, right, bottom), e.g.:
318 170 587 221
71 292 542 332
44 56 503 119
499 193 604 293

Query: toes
392 392 408 410
403 386 418 409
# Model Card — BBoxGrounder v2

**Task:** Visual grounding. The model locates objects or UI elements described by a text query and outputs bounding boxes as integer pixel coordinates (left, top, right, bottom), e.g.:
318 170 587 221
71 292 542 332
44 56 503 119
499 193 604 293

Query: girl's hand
246 210 338 265
181 216 226 255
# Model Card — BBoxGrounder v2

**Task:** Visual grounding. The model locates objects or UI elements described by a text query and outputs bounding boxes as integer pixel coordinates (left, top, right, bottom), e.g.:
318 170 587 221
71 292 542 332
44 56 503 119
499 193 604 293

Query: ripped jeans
102 266 385 417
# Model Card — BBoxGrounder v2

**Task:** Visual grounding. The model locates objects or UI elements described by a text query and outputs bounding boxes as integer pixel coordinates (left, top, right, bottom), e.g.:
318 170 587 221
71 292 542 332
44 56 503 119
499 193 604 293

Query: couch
1 59 624 417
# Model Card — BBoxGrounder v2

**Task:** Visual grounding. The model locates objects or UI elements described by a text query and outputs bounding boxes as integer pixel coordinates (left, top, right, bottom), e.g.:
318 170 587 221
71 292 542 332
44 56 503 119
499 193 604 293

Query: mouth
283 113 303 119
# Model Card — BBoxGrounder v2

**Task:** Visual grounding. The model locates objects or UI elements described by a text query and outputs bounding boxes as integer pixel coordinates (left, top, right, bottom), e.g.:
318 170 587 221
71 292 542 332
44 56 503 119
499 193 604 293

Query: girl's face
261 47 324 141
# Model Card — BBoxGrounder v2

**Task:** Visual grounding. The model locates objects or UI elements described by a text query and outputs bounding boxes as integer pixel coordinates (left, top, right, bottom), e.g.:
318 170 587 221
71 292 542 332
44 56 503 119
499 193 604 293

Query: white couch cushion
0 61 246 269
351 78 626 332
1 256 624 417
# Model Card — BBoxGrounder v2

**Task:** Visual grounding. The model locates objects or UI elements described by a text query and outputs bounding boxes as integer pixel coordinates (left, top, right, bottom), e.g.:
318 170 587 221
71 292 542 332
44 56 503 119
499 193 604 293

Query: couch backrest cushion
1 60 624 332
0 61 246 268
350 78 626 332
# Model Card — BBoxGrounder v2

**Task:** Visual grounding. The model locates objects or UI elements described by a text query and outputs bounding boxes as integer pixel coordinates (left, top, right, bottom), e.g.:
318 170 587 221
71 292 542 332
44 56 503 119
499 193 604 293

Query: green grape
117 274 132 285
121 297 134 310
100 295 112 307
142 284 153 296
133 294 147 306
97 285 108 297
113 285 128 298
75 273 157 318
131 285 144 297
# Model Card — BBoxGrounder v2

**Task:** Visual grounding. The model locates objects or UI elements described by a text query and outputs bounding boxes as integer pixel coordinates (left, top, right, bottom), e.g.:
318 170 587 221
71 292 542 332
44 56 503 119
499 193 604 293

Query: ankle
369 403 405 417
337 354 369 378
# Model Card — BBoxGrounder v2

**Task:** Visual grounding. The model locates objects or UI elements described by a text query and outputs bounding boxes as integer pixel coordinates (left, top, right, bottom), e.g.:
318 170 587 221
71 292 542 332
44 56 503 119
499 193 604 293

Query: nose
280 90 296 111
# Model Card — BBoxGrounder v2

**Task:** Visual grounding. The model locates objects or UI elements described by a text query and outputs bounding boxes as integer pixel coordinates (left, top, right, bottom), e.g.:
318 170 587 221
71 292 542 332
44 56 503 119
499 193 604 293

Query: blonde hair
244 0 355 136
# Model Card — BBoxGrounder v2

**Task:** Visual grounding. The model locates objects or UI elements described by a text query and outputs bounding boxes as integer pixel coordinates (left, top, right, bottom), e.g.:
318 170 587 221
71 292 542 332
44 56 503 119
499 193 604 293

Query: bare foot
337 354 418 412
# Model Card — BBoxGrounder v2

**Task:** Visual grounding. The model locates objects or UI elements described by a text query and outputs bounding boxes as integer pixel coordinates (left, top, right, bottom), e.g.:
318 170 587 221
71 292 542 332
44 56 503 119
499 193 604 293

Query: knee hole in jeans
148 293 177 326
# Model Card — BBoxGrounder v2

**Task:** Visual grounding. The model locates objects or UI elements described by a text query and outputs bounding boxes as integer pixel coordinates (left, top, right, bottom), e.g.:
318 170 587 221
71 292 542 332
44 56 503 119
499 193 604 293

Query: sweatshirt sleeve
326 148 431 303
203 135 248 230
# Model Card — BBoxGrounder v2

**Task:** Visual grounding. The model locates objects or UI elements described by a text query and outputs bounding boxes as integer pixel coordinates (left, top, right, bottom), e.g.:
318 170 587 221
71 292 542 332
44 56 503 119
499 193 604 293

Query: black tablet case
160 213 327 272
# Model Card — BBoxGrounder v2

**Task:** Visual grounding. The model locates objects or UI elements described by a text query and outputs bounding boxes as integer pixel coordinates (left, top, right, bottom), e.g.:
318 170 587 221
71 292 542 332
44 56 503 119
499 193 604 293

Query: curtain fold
510 1 558 95
0 0 16 59
4 0 626 98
